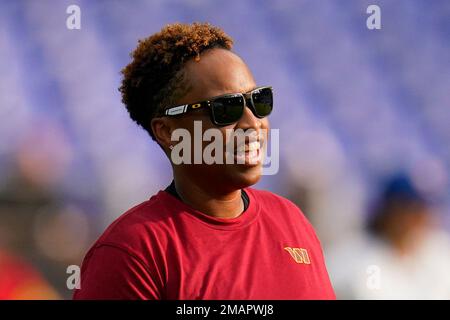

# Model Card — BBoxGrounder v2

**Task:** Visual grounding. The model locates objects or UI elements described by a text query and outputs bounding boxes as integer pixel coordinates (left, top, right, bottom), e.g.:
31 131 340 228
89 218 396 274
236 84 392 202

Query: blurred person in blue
327 174 450 299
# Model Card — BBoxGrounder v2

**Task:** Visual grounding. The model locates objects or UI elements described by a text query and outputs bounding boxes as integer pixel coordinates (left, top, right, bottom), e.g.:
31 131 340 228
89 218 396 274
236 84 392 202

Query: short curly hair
119 22 234 140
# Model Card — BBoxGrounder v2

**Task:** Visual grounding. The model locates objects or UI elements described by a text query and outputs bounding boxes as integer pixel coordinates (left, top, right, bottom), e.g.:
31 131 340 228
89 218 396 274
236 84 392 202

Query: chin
225 163 263 190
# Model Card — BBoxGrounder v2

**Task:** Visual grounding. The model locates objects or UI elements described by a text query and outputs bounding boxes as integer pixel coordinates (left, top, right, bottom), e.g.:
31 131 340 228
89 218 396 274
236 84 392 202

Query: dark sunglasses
160 86 273 126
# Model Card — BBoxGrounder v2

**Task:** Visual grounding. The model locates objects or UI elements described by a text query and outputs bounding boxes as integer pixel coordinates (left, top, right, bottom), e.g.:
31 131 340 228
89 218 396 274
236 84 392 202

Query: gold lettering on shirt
284 247 311 264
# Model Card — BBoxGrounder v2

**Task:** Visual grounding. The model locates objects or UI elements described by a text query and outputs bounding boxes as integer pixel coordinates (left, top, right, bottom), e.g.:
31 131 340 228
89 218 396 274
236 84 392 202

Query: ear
151 117 174 150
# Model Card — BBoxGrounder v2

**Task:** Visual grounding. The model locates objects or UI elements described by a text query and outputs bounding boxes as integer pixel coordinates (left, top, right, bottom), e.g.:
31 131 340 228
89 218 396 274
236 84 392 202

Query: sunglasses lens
252 87 273 117
211 95 245 125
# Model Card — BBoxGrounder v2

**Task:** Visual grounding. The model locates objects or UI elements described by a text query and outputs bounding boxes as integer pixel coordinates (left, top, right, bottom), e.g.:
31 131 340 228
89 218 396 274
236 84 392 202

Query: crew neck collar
158 187 260 231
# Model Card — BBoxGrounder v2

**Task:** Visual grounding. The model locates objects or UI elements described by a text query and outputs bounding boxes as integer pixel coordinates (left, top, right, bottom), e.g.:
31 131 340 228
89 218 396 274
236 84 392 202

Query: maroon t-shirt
73 188 335 299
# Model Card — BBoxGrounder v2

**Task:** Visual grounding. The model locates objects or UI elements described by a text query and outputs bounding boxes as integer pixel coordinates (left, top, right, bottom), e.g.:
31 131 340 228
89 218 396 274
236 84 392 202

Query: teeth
236 141 260 153
247 141 260 151
236 144 245 153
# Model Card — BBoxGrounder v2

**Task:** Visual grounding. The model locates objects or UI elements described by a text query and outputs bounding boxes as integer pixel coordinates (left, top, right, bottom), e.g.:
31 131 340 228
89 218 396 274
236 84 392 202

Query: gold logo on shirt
284 247 311 264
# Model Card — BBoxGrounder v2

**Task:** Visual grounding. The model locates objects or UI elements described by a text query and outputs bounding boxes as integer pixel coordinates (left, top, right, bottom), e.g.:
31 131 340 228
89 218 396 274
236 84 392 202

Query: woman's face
167 48 270 192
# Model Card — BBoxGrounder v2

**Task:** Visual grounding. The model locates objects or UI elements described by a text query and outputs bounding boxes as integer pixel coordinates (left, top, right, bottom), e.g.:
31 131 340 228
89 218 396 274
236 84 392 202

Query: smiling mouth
233 139 264 165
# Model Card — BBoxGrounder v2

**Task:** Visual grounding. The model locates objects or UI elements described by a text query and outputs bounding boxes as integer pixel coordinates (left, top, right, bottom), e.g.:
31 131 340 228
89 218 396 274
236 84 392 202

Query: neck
173 173 244 219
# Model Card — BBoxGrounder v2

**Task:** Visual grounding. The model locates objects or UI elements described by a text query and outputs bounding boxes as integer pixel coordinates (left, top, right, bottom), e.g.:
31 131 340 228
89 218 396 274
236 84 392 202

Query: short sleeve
73 244 163 300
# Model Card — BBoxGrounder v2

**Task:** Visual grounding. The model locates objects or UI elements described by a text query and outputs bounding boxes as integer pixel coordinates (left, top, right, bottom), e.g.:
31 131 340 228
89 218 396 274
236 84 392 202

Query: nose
236 102 262 131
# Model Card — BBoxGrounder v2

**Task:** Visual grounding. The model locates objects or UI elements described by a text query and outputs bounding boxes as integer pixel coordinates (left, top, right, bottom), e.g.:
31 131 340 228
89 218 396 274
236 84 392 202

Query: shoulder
247 188 312 224
89 191 175 258
76 192 173 299
246 187 304 216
